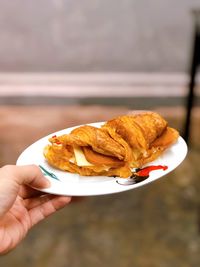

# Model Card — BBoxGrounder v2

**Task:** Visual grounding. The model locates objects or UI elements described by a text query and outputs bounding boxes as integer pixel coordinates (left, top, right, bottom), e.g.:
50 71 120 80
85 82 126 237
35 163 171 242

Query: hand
0 165 71 254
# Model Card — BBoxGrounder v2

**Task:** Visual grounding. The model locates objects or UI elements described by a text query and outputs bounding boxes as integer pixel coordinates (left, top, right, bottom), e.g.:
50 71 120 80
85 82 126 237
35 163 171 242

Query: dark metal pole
183 11 200 144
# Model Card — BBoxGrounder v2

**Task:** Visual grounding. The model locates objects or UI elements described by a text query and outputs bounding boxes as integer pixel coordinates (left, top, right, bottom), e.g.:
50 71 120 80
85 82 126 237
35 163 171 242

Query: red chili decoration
55 141 61 145
136 165 168 177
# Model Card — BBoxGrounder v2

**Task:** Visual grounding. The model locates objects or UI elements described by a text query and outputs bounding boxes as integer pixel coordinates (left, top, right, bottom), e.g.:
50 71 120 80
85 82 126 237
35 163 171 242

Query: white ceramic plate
16 123 188 196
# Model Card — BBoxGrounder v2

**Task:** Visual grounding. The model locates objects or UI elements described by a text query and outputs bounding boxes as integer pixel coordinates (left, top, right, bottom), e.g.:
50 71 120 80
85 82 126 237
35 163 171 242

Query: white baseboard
0 72 199 98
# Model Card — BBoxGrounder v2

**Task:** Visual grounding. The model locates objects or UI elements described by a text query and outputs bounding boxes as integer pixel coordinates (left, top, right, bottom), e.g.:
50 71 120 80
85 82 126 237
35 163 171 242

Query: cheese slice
73 146 111 171
73 146 94 166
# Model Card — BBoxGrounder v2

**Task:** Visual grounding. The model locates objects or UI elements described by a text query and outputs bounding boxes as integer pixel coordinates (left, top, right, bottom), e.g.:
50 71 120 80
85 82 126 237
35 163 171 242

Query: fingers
19 185 46 199
28 195 71 226
24 194 55 210
1 165 50 189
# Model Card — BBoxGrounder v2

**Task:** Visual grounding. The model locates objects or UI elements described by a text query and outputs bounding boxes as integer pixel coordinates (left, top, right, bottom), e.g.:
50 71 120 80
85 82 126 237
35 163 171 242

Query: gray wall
0 0 199 72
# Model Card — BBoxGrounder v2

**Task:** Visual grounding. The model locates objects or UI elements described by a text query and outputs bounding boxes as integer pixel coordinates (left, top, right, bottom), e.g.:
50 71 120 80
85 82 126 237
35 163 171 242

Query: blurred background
0 0 200 266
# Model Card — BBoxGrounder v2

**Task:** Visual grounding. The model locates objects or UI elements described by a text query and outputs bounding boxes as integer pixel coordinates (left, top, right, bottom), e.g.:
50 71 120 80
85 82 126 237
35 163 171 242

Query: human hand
0 165 71 255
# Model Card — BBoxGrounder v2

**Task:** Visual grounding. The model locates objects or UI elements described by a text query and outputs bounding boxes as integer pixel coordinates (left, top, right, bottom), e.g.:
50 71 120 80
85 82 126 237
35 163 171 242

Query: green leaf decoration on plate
39 165 60 181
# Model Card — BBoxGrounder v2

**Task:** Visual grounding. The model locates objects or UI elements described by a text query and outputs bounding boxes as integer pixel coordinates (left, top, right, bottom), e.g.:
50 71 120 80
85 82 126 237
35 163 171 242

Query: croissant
44 112 179 178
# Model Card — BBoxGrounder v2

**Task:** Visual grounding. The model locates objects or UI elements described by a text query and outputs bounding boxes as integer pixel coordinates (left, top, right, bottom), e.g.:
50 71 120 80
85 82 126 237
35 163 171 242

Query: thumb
7 165 50 188
0 165 50 217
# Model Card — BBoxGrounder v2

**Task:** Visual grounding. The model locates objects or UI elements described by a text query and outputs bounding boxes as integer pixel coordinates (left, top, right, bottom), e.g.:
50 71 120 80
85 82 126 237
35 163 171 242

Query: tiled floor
0 105 200 267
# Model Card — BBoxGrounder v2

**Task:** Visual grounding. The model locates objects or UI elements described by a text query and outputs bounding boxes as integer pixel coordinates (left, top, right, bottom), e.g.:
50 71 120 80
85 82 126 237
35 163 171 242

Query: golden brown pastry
44 112 179 178
102 112 179 167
